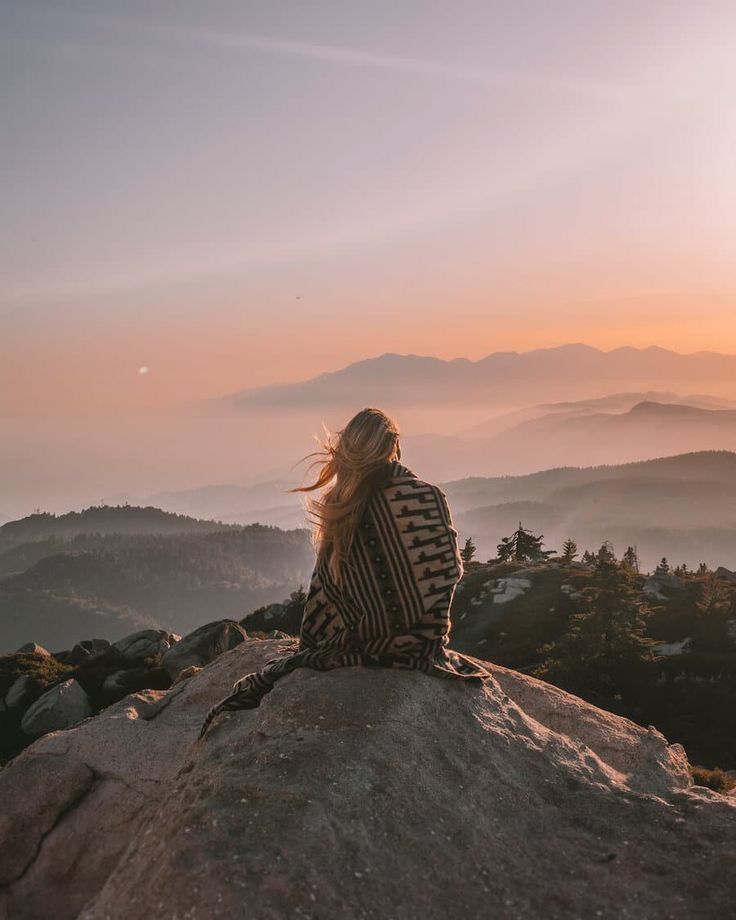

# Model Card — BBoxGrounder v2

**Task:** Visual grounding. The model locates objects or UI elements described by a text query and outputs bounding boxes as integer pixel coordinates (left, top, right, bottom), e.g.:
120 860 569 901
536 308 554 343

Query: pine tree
622 545 640 573
580 549 595 565
697 562 709 575
496 521 555 563
654 557 670 576
538 555 656 697
696 571 730 620
460 537 476 565
561 538 578 562
596 541 617 568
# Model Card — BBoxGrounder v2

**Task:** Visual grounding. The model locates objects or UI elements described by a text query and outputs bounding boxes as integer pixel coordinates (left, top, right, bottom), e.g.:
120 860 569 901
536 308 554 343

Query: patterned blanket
199 459 493 738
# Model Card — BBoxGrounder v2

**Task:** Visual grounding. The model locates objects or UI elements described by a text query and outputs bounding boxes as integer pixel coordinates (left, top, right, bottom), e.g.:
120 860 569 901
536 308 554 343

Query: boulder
0 639 733 920
161 619 247 679
15 642 51 657
68 639 111 665
715 566 736 582
491 576 531 604
101 667 171 698
4 674 37 710
20 678 92 737
111 629 173 663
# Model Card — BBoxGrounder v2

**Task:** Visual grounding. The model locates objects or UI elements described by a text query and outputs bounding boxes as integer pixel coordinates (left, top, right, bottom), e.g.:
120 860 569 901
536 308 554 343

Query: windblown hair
287 407 400 587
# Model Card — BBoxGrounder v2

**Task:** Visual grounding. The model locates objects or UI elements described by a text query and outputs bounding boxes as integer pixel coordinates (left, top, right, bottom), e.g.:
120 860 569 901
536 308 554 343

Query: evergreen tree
654 557 670 576
697 562 709 575
561 538 578 562
580 549 595 565
538 553 656 697
460 536 477 565
622 545 640 573
596 541 617 568
695 571 730 621
496 521 555 563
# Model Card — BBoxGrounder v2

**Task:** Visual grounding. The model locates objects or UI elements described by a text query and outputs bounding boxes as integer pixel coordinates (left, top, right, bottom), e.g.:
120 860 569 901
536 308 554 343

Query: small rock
68 639 112 665
21 678 92 736
173 666 203 686
5 674 37 710
16 642 51 657
162 620 247 680
112 629 173 663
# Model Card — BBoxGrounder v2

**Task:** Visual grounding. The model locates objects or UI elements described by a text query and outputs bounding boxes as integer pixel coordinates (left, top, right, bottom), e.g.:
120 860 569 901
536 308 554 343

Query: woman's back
199 413 492 739
300 458 465 649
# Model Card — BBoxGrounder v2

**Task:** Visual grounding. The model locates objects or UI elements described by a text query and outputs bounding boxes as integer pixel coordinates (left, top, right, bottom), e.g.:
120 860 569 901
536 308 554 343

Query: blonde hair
288 407 400 587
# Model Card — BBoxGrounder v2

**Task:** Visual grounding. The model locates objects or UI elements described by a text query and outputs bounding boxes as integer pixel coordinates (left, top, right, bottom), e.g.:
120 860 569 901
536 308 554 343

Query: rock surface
161 619 247 679
0 639 734 920
20 678 92 737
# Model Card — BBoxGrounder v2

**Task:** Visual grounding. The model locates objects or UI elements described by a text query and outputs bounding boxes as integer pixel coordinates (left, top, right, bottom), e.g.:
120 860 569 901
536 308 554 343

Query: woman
199 407 492 738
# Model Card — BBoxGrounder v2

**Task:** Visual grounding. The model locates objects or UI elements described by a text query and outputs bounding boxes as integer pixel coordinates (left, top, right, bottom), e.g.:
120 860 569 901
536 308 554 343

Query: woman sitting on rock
199 406 492 738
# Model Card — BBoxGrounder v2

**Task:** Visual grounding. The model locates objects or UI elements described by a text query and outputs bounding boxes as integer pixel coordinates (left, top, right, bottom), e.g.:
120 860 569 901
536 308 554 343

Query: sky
2 0 736 417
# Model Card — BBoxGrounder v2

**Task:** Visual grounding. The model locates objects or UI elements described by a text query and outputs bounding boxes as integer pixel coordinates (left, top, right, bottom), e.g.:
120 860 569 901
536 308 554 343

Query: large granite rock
20 678 92 737
0 639 734 920
111 629 174 663
161 619 247 679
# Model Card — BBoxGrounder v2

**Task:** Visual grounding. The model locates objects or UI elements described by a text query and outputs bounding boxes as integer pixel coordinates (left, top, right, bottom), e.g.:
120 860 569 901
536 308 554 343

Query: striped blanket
199 459 492 738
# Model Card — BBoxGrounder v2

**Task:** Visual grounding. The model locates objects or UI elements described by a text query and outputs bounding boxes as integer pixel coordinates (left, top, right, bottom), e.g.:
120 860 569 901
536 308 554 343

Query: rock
0 639 733 920
172 665 202 685
161 619 247 680
715 566 736 582
20 679 92 737
101 667 171 698
652 638 692 657
68 639 111 665
242 600 304 636
560 582 583 600
5 674 37 710
15 642 51 657
111 629 173 663
101 670 130 695
642 577 669 601
490 576 531 604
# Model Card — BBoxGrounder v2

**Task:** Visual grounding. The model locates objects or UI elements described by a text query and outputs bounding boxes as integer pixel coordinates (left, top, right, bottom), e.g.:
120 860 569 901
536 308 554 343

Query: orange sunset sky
3 2 736 416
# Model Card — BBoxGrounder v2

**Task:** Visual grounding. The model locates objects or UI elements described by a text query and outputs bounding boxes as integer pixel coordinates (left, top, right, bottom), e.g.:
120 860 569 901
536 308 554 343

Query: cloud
178 27 629 102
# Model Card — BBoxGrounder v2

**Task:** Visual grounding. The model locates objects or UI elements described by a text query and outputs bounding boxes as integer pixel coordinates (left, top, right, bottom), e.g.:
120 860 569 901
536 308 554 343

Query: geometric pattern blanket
199 459 493 738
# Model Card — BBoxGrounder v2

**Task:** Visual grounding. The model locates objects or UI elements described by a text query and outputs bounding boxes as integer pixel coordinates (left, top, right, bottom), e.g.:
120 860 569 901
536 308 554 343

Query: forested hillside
0 506 314 652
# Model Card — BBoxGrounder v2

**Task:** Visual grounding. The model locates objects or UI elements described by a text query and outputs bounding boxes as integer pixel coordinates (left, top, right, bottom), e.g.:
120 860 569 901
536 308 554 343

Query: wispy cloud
170 26 630 103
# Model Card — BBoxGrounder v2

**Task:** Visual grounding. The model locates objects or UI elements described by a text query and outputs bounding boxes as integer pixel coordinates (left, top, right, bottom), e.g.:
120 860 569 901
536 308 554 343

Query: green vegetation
538 545 657 698
690 765 736 794
460 537 477 565
449 528 736 771
495 522 556 563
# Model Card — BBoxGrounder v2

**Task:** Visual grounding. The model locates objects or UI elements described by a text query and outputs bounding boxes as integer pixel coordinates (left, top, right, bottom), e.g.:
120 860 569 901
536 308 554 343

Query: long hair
287 407 401 588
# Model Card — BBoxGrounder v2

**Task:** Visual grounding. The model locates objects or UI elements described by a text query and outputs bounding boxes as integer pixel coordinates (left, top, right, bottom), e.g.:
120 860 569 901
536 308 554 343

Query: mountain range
219 344 736 411
445 450 736 571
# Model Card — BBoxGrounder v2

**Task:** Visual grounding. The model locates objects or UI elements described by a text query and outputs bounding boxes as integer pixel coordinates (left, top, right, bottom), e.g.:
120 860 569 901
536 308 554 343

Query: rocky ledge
0 639 734 920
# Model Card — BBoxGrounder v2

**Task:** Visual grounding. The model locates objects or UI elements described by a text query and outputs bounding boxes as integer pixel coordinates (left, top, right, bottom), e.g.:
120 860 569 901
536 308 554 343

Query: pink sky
3 1 736 414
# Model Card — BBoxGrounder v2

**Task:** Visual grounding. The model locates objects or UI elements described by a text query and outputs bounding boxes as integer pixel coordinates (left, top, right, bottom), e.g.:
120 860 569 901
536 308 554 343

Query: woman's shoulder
370 461 447 507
